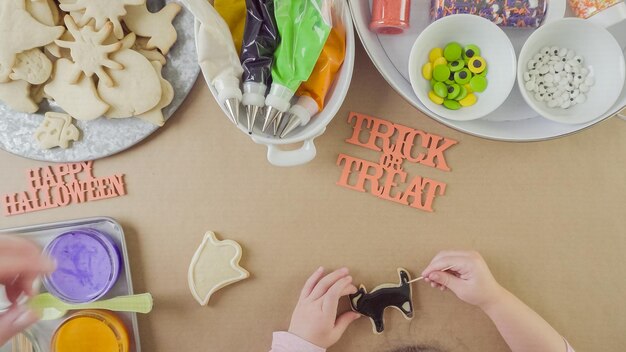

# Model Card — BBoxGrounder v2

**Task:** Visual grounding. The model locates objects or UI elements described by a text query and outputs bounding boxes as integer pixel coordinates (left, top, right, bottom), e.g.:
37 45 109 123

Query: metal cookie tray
0 217 141 352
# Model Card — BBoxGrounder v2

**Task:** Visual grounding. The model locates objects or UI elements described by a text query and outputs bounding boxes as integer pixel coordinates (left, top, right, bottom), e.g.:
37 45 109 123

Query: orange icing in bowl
51 310 129 352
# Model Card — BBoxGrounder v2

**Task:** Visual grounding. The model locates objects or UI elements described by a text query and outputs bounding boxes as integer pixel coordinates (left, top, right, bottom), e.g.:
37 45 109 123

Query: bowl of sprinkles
409 14 517 121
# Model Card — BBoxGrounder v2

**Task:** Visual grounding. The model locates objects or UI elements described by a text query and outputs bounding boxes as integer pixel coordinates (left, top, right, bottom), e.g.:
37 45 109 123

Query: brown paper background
1 42 625 351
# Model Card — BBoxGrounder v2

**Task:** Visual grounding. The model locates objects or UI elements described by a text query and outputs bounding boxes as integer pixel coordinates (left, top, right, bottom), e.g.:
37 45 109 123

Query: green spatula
29 293 153 321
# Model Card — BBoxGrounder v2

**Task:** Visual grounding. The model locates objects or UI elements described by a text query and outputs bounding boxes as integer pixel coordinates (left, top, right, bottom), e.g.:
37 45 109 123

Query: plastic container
370 0 411 34
199 2 355 166
43 229 121 304
51 310 129 352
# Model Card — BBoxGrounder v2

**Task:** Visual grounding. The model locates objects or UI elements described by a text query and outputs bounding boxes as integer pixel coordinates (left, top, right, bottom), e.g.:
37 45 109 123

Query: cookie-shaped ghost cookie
0 0 64 82
59 0 146 39
136 61 174 126
97 48 162 118
44 58 110 121
188 231 249 306
34 112 80 149
349 268 414 334
124 3 181 55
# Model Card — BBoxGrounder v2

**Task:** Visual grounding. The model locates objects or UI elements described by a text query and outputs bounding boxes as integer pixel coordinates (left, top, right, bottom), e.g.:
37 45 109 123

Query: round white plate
0 0 199 162
350 0 626 141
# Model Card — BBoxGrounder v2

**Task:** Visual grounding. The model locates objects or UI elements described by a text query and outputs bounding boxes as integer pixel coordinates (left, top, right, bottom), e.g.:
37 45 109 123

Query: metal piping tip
224 98 240 126
273 112 285 137
279 114 303 138
262 106 280 132
245 105 259 134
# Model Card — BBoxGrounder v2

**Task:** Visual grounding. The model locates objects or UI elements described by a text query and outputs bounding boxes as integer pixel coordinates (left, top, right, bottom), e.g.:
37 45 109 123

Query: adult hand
0 235 55 345
288 267 361 349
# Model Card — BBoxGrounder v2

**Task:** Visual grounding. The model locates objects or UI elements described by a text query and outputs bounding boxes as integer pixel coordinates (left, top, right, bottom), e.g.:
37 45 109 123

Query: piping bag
261 0 333 133
280 0 346 138
240 0 280 134
183 0 244 125
215 0 247 54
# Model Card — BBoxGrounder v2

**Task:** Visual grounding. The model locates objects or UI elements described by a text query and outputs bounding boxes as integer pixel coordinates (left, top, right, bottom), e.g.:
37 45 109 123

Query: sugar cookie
124 3 181 55
133 37 167 66
59 0 146 40
10 48 53 85
30 83 48 104
0 0 64 82
0 80 38 113
25 0 57 26
55 15 123 87
35 112 80 149
44 58 110 121
188 231 249 306
97 48 162 118
349 268 414 334
136 61 174 126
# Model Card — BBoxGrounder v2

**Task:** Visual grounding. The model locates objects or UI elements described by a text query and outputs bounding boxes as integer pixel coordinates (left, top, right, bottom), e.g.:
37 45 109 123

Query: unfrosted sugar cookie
59 0 146 39
34 112 80 149
188 231 249 306
55 15 124 88
349 268 414 334
44 58 110 121
136 61 174 126
10 48 53 85
124 3 181 55
97 48 162 118
0 0 64 82
0 80 38 113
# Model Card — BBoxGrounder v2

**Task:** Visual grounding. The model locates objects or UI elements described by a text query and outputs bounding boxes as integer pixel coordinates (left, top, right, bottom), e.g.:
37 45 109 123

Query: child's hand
421 251 505 309
0 235 56 345
288 267 361 349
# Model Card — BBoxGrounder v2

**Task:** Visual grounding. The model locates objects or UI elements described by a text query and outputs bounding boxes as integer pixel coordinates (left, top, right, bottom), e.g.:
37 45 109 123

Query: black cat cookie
349 268 414 334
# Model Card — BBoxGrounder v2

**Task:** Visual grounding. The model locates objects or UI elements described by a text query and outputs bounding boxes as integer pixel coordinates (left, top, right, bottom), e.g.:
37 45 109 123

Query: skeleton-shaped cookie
59 0 146 39
34 112 80 149
349 268 414 334
55 15 124 87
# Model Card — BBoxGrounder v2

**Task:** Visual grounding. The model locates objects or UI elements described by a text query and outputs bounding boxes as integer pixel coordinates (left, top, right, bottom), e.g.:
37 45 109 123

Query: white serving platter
349 0 626 141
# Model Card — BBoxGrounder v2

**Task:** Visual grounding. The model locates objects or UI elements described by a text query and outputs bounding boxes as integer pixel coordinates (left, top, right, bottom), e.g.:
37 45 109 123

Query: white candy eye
523 72 531 81
558 48 568 57
570 89 580 98
534 92 544 101
573 56 583 65
561 100 571 109
527 60 537 70
576 94 586 104
550 46 560 55
541 46 551 55
566 50 575 59
525 80 535 91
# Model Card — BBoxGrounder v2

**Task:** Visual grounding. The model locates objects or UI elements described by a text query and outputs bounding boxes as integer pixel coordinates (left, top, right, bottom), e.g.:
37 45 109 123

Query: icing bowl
51 310 129 352
408 14 517 121
517 18 626 124
43 229 121 304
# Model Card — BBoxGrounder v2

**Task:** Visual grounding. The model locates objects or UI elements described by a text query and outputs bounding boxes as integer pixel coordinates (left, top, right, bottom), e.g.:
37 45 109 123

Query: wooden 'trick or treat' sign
337 112 458 212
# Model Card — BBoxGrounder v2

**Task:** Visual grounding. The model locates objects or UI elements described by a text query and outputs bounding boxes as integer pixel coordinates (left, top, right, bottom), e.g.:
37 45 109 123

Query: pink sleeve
269 332 326 352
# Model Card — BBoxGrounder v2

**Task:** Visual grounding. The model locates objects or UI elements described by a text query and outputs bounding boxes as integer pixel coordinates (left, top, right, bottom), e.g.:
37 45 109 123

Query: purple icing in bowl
43 229 121 303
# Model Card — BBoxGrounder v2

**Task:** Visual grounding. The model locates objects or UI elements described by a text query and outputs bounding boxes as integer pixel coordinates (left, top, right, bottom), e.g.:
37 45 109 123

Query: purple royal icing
44 229 120 303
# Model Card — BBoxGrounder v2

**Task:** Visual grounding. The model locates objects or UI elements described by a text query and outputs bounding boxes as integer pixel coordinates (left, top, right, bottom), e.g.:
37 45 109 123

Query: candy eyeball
573 56 583 65
541 46 551 55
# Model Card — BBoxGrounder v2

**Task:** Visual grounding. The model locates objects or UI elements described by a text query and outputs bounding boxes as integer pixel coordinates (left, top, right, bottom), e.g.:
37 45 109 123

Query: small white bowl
409 14 517 121
517 18 625 125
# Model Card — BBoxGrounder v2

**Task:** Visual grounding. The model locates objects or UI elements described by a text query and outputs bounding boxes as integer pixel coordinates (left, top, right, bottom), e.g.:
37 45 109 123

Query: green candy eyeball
447 84 461 99
463 44 481 61
444 42 463 61
433 82 448 98
448 59 465 72
454 85 468 101
443 99 461 110
454 68 472 85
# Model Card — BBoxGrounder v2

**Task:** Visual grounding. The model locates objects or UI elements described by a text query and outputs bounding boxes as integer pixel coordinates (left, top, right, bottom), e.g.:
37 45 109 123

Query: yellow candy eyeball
459 93 477 107
429 48 443 63
429 90 444 105
468 56 486 74
422 62 433 80
433 57 448 67
464 83 473 94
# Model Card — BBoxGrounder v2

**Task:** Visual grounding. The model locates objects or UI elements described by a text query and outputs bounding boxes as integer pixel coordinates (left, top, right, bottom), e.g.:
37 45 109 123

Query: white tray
349 0 626 141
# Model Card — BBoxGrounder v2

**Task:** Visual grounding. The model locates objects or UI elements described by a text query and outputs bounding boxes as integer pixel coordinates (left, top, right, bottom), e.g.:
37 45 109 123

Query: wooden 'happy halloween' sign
337 112 458 212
